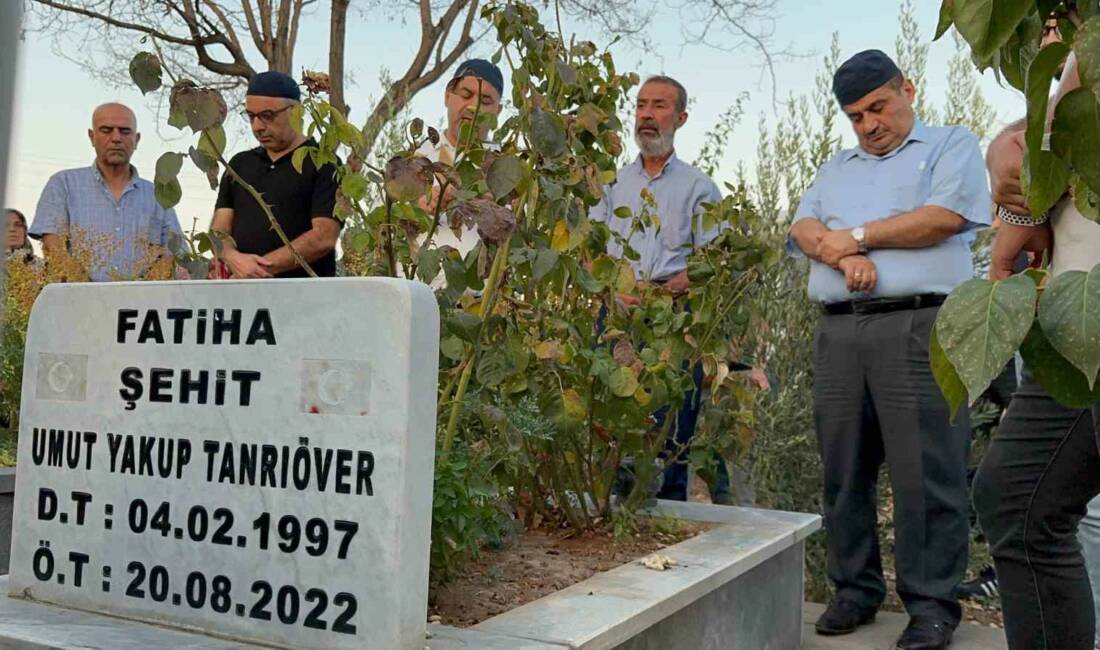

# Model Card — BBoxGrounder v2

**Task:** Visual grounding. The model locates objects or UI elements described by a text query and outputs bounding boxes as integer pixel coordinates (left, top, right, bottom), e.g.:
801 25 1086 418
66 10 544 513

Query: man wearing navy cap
416 58 504 257
788 50 991 649
212 70 340 278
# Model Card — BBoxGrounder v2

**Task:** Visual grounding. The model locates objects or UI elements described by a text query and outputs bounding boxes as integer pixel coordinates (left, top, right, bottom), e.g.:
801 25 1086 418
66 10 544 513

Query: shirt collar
843 119 928 161
252 137 318 162
91 161 140 189
631 151 679 179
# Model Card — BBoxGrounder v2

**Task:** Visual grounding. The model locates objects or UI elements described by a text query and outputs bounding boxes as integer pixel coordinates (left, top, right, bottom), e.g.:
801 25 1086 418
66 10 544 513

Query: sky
3 1 1025 234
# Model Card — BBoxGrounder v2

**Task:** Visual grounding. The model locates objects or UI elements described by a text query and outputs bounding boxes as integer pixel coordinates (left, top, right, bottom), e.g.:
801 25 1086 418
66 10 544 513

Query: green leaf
1020 323 1100 408
529 108 567 158
340 172 370 202
128 52 162 95
444 310 482 343
154 179 182 209
1038 264 1100 388
936 275 1036 403
607 366 639 398
486 156 523 199
1075 175 1100 222
934 0 955 41
416 247 443 285
532 249 559 282
476 347 510 387
1075 16 1100 100
292 147 311 174
198 126 227 159
187 146 216 173
336 122 364 149
155 151 185 183
440 336 466 362
1051 88 1100 195
952 0 1032 61
930 326 967 423
1025 42 1072 215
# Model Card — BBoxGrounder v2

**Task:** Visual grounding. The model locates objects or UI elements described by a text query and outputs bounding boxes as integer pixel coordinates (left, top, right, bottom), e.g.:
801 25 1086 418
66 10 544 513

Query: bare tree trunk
329 0 349 115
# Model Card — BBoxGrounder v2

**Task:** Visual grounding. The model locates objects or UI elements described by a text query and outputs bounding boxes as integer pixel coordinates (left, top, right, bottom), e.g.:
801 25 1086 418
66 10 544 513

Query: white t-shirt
1050 196 1100 276
415 138 479 259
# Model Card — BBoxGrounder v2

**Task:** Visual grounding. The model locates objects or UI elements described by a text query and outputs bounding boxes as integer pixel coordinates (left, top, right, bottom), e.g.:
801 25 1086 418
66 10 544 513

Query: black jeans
814 306 970 625
973 378 1100 650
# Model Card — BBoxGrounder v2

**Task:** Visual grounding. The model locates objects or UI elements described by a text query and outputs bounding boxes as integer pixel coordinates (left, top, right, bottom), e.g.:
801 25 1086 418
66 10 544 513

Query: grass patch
0 428 16 468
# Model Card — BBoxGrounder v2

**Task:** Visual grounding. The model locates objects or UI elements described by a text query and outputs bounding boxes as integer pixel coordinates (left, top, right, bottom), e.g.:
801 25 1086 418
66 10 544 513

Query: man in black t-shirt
213 71 340 278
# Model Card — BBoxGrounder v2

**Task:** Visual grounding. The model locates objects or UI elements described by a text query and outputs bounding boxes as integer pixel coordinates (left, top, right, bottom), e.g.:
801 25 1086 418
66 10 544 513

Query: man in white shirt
416 59 504 257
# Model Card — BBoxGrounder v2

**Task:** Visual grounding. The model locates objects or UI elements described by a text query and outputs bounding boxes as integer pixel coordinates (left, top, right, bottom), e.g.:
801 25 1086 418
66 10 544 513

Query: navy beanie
451 59 505 97
247 71 301 102
832 50 902 106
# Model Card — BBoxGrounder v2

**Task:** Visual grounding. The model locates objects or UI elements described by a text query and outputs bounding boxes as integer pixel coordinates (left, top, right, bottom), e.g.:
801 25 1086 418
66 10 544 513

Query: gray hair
642 75 688 113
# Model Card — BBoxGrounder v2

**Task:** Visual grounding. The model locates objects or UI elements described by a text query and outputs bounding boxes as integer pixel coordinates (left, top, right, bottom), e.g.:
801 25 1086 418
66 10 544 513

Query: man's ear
677 111 688 129
901 79 916 102
87 129 94 147
134 132 141 149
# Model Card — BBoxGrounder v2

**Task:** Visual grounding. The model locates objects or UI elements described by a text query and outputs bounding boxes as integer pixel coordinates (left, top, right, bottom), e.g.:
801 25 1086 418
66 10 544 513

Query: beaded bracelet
997 204 1049 226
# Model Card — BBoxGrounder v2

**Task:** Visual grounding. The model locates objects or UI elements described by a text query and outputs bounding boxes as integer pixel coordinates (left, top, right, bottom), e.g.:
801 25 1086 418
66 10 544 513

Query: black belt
822 293 946 316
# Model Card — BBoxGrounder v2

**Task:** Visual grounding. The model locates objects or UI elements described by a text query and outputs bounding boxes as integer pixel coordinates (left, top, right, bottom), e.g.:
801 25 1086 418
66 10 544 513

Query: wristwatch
851 226 868 253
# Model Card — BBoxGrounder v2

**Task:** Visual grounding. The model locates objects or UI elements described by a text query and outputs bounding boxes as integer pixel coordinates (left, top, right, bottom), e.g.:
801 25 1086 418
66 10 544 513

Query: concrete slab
802 603 1007 650
427 624 567 649
477 501 821 649
0 577 262 649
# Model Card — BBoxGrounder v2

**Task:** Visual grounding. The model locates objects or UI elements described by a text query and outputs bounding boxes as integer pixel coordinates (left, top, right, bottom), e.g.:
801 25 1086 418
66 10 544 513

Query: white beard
634 127 675 158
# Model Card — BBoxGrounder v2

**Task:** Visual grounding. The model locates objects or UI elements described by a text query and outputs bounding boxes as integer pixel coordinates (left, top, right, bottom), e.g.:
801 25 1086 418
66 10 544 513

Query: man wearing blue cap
416 59 504 256
788 50 991 649
212 70 340 278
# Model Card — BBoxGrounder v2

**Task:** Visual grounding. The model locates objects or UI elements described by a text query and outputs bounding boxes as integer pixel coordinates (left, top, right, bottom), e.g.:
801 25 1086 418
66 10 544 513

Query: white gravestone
8 278 439 650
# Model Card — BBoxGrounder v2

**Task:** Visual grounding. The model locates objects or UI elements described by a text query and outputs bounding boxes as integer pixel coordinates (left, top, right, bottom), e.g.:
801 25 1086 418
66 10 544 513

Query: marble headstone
8 278 439 650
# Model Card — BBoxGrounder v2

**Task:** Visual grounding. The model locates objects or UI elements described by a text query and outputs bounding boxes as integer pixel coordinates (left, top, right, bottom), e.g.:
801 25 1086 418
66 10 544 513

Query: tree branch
31 0 200 46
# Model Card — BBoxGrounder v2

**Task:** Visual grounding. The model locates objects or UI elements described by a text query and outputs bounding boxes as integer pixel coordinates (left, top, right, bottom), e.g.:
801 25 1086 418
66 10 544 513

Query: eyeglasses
241 105 293 124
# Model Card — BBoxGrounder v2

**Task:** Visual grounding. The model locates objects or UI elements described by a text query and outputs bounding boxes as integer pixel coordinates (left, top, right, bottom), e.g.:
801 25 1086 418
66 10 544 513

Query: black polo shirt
215 139 340 277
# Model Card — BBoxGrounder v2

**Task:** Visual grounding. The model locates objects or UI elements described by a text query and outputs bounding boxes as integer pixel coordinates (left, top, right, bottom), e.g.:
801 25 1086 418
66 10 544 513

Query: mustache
636 120 659 132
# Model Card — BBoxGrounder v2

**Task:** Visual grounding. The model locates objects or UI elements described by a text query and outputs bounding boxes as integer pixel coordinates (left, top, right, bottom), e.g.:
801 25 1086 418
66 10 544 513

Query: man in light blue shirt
788 50 989 650
590 75 725 503
30 102 182 281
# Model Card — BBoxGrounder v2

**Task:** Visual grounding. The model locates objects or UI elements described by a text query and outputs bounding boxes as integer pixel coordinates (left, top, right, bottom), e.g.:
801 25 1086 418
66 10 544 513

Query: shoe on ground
896 617 953 650
956 565 998 600
814 598 877 636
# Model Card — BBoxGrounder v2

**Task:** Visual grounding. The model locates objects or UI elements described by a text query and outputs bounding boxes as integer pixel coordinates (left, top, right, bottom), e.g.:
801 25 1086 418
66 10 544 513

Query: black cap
246 71 301 102
832 49 901 106
450 59 504 97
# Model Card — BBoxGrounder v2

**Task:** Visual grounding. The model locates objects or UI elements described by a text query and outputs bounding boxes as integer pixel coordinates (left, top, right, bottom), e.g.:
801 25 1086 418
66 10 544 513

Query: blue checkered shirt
29 164 183 281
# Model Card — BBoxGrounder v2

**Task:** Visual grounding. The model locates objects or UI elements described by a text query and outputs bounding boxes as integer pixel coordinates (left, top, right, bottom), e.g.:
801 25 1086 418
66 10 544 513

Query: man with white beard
590 75 727 502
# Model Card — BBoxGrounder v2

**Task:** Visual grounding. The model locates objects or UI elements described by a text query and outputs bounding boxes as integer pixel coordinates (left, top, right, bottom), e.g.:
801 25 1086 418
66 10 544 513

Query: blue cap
246 71 301 102
832 49 901 106
451 59 504 97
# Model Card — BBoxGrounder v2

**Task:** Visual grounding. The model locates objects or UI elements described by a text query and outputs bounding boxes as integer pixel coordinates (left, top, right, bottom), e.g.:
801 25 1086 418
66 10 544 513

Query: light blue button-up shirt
30 164 183 282
793 120 991 303
590 153 722 282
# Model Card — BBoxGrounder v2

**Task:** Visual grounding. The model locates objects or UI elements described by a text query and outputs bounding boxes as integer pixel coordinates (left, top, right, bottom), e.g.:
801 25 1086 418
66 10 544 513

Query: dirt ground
428 518 712 627
429 475 1004 630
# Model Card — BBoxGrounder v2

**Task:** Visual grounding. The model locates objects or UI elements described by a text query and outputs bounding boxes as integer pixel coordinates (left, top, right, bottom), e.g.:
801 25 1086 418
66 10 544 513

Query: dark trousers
973 378 1100 650
814 307 970 626
654 362 732 501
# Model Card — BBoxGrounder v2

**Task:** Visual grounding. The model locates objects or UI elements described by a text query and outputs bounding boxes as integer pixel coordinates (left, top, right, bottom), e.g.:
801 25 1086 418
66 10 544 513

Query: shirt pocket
659 207 693 253
886 167 928 215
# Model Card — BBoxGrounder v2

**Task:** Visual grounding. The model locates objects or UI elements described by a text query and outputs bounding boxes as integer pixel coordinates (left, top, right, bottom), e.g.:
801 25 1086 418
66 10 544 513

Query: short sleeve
311 161 340 223
214 166 235 210
693 177 723 247
925 128 992 229
787 168 827 258
29 173 70 238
